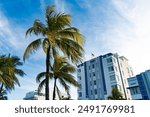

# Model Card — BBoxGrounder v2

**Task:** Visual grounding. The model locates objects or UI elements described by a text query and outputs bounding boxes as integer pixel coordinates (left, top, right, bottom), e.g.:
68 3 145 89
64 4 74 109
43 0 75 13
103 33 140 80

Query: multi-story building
127 70 150 100
23 90 45 100
77 53 134 100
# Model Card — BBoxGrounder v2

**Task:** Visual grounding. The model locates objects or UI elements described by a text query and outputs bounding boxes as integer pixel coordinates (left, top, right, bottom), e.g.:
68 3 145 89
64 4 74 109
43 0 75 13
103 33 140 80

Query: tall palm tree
107 87 124 100
36 55 79 100
0 55 25 96
23 5 84 100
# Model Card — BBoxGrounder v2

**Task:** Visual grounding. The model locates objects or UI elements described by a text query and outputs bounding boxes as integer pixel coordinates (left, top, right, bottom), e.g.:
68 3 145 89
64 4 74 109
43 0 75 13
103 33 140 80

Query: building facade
127 70 150 100
77 53 134 100
23 90 45 100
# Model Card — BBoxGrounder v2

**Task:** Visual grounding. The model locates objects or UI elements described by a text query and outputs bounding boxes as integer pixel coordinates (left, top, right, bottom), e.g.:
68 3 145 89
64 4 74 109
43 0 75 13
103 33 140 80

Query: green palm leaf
23 39 42 61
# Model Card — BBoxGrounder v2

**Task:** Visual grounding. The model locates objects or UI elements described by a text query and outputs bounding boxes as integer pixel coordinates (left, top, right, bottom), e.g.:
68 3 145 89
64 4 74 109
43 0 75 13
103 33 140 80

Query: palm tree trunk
45 45 50 100
52 78 57 100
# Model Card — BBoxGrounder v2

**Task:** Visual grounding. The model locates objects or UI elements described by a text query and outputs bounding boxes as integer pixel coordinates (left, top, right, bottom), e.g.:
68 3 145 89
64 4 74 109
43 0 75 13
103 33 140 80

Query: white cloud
40 0 46 13
0 10 29 55
74 0 150 75
54 0 65 12
111 0 150 74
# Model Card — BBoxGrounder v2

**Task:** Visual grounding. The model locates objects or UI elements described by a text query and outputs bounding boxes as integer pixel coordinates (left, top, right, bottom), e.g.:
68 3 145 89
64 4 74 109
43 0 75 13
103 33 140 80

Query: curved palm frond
59 78 70 98
36 72 47 83
23 39 42 61
37 79 46 93
0 90 7 100
26 20 46 36
59 73 80 87
58 27 84 46
56 38 84 63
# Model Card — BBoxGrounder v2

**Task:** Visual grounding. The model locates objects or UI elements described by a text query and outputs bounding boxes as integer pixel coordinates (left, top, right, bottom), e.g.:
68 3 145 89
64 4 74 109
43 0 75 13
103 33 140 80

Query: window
107 58 112 63
94 80 96 85
130 87 140 95
90 81 92 86
111 85 117 89
108 66 114 72
92 64 95 68
89 66 90 70
91 91 93 95
116 75 120 81
124 79 127 85
78 69 81 73
110 75 116 81
113 58 116 63
127 68 130 73
79 84 82 89
78 76 81 80
115 66 118 72
79 92 82 97
93 73 95 76
118 85 121 91
95 89 97 94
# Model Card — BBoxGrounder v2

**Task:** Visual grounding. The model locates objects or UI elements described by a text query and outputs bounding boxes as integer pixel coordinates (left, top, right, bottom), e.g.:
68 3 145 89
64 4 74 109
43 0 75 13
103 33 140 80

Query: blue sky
0 0 150 99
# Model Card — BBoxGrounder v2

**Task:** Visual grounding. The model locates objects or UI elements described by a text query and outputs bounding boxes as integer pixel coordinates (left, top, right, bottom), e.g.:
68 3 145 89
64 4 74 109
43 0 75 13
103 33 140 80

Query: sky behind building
0 0 150 99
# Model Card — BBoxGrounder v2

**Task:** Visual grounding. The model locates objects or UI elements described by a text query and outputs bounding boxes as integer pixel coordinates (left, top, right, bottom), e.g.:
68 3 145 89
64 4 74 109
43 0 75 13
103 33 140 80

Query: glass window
91 91 93 95
111 85 117 89
78 76 81 80
116 75 120 81
110 75 116 81
113 58 116 63
92 64 95 68
108 66 114 72
90 81 92 86
107 58 112 63
95 89 97 94
94 80 96 85
78 69 81 73
79 92 82 97
115 66 118 72
93 73 95 76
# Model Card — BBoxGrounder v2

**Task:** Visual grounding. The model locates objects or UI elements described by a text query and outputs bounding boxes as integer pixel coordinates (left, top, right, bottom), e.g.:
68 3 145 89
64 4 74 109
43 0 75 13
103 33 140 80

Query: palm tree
0 55 25 97
23 5 84 100
107 87 124 100
36 55 80 100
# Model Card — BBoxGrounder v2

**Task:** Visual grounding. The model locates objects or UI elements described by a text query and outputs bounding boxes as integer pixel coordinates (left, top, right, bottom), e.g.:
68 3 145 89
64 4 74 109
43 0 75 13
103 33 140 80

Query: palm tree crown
107 87 124 100
0 55 25 99
36 55 79 100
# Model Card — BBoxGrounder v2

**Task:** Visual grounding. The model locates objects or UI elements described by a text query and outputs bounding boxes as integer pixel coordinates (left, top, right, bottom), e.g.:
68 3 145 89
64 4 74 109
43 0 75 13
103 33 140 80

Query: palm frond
37 79 46 93
59 73 80 87
58 28 84 46
56 38 84 63
23 39 42 61
59 78 70 97
36 72 47 83
14 69 26 77
0 90 7 100
26 20 46 36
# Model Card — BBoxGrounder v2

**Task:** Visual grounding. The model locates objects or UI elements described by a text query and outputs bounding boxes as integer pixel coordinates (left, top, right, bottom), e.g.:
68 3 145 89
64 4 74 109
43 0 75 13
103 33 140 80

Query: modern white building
127 70 150 100
23 90 45 100
77 53 134 100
